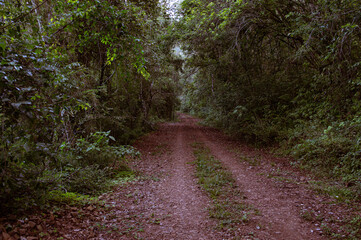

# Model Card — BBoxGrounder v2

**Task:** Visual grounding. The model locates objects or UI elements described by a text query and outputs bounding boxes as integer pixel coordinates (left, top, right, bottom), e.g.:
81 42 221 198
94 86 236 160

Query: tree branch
0 0 49 31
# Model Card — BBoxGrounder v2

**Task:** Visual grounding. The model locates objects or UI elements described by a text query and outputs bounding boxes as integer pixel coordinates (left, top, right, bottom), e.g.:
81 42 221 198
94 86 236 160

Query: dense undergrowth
176 0 361 197
0 0 180 215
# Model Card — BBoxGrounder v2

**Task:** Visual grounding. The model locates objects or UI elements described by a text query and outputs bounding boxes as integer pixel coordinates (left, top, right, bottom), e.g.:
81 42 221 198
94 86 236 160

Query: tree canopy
177 0 361 192
0 0 180 213
2 0 361 213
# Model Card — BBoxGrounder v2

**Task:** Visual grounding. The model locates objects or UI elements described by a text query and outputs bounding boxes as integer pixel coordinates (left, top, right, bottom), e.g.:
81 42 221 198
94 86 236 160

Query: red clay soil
193 118 322 239
1 113 360 240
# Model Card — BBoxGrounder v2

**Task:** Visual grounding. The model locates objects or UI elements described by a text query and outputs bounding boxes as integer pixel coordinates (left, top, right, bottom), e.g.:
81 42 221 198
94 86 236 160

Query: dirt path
3 113 359 239
135 120 220 239
128 113 327 239
194 121 322 239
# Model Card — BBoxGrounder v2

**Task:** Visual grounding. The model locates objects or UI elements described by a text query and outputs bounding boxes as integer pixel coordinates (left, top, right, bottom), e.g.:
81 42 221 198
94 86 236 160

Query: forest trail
9 113 355 239
120 113 326 239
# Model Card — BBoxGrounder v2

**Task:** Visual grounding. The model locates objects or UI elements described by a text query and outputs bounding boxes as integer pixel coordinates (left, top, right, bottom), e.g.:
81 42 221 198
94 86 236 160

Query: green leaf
0 40 6 51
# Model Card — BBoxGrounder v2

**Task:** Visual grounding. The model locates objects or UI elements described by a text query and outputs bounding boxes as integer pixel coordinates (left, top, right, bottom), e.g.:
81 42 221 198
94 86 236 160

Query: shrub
287 118 361 196
64 165 111 195
0 130 140 214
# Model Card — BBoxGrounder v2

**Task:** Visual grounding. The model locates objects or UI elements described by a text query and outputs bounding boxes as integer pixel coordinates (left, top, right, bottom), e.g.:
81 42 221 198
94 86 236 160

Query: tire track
136 117 220 239
189 116 325 240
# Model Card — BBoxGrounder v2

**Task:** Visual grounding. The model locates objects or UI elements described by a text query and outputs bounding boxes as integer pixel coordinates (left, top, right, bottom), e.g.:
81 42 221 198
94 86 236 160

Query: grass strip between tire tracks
191 142 257 231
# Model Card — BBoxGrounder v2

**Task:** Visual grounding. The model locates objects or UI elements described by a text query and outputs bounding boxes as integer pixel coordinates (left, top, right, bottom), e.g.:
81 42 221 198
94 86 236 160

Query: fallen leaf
2 232 11 240
28 221 36 229
27 237 38 240
36 225 43 232
87 206 95 211
50 213 55 221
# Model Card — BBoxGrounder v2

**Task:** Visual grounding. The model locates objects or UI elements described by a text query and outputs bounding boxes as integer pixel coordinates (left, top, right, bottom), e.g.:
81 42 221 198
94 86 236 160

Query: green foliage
47 190 95 205
0 130 140 213
64 165 111 195
0 0 180 214
289 118 361 195
70 131 140 168
178 0 361 194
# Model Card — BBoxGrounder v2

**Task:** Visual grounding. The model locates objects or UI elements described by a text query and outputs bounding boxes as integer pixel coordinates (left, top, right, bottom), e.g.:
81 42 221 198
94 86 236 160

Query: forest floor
1 113 361 240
